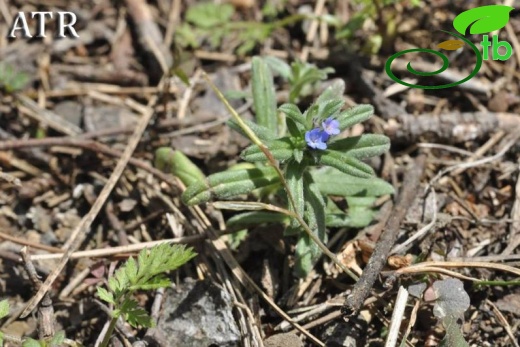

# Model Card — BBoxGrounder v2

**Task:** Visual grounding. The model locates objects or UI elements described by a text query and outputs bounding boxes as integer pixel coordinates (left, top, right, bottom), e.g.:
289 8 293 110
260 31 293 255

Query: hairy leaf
227 211 289 228
241 138 294 162
328 134 390 159
182 166 279 205
279 103 306 126
316 98 345 120
154 148 206 187
318 151 374 178
289 62 334 102
263 56 291 79
316 79 345 103
325 213 353 227
346 196 377 227
228 118 276 142
285 160 306 232
313 167 394 197
336 104 374 130
252 56 278 133
295 173 327 277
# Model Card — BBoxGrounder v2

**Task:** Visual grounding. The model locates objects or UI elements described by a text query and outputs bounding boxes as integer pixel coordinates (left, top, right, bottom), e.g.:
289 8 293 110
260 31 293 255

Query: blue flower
322 117 340 136
305 128 329 150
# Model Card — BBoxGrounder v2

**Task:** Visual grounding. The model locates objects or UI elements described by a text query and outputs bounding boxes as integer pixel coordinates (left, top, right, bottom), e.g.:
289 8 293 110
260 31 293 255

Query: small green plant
263 57 334 103
0 299 67 347
96 243 196 347
0 62 29 93
21 332 66 347
336 0 421 54
179 56 393 276
175 2 339 55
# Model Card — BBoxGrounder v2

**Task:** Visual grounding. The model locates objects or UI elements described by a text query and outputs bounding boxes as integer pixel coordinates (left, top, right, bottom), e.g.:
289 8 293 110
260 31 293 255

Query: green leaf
294 233 314 277
154 148 206 187
103 243 196 312
279 103 306 126
347 196 377 227
263 56 291 79
293 148 304 163
186 2 234 29
285 160 306 232
0 62 29 93
336 104 374 131
318 151 374 178
453 5 513 35
97 287 115 305
439 315 470 347
325 213 353 227
228 118 276 142
50 331 65 347
313 167 394 197
174 24 200 48
120 298 154 328
125 257 138 283
328 134 390 159
182 166 279 205
0 299 9 319
252 56 278 134
288 61 334 102
22 338 42 347
316 79 345 104
295 173 327 277
227 211 289 228
316 99 345 120
130 275 171 291
240 138 294 162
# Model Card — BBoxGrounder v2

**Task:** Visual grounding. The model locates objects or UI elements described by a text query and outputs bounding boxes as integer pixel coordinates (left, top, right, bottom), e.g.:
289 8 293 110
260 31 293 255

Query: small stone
147 279 241 347
264 333 303 347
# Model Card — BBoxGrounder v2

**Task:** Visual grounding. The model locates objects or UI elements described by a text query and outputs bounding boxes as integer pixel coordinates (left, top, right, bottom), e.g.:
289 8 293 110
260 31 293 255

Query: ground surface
1 0 520 346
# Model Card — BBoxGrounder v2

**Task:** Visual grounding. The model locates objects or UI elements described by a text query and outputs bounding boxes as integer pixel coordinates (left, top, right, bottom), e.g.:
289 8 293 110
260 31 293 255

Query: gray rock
148 279 241 347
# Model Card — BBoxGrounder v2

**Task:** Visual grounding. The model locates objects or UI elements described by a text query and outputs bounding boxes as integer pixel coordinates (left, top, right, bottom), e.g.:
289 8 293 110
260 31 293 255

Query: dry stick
426 132 520 190
27 235 203 260
20 94 157 318
0 137 181 190
16 94 82 136
385 286 409 347
501 164 520 255
20 247 55 340
343 154 427 316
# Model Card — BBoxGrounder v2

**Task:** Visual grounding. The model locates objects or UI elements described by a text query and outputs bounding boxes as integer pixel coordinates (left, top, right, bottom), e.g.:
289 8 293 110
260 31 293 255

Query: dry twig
343 154 426 316
20 86 160 318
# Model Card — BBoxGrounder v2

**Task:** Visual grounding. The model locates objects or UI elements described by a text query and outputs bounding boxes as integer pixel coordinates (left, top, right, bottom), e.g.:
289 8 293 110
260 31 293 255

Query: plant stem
99 316 118 347
474 280 520 287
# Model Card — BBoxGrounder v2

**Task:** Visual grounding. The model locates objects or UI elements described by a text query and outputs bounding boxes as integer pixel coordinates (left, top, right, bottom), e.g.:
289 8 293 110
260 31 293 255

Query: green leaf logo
453 5 514 35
